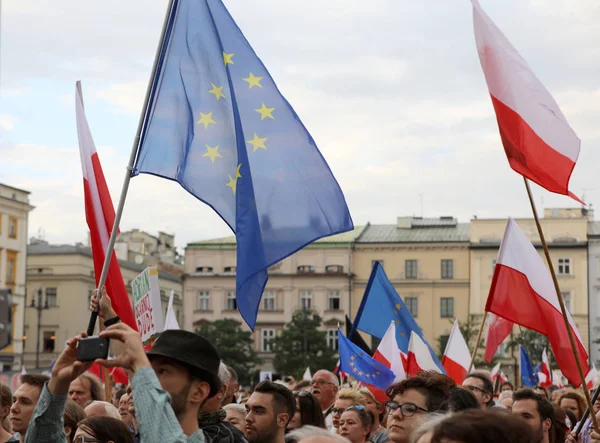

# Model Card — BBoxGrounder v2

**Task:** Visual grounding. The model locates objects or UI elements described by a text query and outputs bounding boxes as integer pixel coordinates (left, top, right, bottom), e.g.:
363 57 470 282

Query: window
440 297 454 318
224 266 236 274
325 265 344 274
405 297 418 317
300 291 312 310
439 334 450 354
263 291 276 311
226 291 237 310
327 329 338 351
441 260 454 279
561 292 572 313
558 258 571 275
195 266 213 273
45 288 57 307
6 258 15 284
197 291 210 311
261 329 275 352
8 217 17 239
405 260 418 279
43 331 55 352
327 291 341 311
297 265 316 274
372 260 384 269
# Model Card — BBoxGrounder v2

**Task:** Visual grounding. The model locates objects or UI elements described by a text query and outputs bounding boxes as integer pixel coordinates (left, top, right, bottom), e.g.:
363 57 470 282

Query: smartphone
77 336 109 362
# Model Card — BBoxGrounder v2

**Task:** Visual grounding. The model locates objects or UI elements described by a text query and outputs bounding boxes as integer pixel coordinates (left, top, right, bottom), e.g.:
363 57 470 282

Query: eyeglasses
332 405 366 416
294 390 311 397
464 385 488 395
385 401 428 417
331 407 345 415
74 438 102 443
311 379 335 387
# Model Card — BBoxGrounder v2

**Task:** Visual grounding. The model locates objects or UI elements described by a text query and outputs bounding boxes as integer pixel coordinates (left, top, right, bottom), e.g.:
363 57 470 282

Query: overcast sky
1 0 599 250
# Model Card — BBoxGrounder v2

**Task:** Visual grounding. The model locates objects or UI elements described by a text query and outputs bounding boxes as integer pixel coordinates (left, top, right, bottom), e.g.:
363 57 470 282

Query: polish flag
582 365 598 390
441 320 471 384
486 219 589 385
539 348 552 388
490 362 507 383
334 360 347 379
76 82 137 331
484 312 513 363
472 0 581 202
551 370 564 389
407 331 442 377
367 322 407 403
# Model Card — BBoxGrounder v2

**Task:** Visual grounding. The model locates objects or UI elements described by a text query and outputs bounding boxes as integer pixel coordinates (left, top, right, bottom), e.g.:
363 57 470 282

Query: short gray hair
219 362 231 387
315 370 339 388
409 413 447 443
286 425 349 443
223 403 246 415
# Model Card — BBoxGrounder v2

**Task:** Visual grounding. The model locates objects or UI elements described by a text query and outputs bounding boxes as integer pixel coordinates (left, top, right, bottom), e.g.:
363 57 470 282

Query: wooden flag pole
468 311 488 374
99 317 112 402
523 177 598 431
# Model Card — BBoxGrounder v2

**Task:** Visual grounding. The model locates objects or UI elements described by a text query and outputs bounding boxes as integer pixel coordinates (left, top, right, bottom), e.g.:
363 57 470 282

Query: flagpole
86 0 179 336
468 311 487 374
523 177 598 431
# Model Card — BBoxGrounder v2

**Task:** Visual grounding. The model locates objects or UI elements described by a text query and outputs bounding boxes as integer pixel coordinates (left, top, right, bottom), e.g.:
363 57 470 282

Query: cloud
0 116 16 132
96 81 146 115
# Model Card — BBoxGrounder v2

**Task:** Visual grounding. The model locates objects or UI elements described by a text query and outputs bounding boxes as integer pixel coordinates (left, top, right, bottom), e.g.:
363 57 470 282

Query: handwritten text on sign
132 266 164 343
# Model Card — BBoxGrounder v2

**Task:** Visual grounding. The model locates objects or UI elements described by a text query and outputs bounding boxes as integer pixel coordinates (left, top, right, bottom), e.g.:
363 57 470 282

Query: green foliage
505 327 556 369
195 318 262 386
271 310 337 379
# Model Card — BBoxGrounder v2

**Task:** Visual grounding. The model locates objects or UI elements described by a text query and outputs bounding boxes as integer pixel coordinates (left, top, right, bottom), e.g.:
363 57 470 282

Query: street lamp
29 288 48 369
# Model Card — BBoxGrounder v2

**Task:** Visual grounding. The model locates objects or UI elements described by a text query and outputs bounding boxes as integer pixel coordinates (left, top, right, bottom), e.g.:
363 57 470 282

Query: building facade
114 229 183 275
352 217 471 351
470 208 591 377
0 184 34 370
25 240 183 369
183 227 365 371
588 219 600 366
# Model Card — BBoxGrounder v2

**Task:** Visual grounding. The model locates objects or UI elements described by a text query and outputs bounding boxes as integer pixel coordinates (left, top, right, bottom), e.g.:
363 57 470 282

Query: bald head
84 401 120 419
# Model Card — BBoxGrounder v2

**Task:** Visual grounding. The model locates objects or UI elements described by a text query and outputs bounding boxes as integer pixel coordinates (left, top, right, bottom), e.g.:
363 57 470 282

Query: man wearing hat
97 322 220 442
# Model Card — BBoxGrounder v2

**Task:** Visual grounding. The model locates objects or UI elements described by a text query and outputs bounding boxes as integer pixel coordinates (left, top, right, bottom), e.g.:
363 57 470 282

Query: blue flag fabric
132 0 353 329
338 330 395 390
352 262 444 371
520 346 538 387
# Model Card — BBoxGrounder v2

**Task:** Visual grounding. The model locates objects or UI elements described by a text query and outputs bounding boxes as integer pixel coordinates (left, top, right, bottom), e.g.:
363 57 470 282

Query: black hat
147 330 221 397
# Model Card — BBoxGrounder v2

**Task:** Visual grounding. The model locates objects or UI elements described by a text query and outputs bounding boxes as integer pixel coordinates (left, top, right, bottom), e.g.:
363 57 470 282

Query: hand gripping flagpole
523 177 598 432
86 0 179 336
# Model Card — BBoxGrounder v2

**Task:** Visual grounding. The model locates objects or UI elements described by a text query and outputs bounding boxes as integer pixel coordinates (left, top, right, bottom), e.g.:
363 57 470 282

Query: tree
435 314 498 367
271 310 337 379
196 318 262 386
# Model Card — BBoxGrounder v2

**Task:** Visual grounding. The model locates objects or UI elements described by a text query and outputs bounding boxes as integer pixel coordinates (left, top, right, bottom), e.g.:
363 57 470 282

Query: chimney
397 216 413 229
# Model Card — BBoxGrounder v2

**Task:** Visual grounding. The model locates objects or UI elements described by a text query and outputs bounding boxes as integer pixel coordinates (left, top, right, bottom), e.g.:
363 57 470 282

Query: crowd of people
1 289 600 443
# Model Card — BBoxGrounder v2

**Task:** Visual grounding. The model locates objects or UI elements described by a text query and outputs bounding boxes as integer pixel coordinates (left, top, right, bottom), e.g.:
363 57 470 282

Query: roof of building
357 219 470 243
187 225 367 249
28 240 182 283
0 182 31 194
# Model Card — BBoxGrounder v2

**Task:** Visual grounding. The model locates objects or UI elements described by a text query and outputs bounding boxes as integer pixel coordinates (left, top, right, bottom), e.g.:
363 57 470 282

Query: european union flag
338 330 395 390
520 346 538 387
132 0 353 329
352 262 444 371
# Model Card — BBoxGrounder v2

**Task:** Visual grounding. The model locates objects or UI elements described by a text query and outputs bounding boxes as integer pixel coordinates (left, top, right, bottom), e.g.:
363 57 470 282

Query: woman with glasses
73 416 135 443
385 371 455 443
331 388 367 434
287 390 325 432
339 406 372 443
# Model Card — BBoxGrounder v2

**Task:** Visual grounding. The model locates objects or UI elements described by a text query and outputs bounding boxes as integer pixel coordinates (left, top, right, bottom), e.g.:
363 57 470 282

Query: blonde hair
337 388 367 406
357 387 382 409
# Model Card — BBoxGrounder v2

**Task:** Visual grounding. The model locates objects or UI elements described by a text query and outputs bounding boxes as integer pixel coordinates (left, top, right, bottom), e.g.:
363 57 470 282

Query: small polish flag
539 348 552 388
441 320 471 384
407 331 442 377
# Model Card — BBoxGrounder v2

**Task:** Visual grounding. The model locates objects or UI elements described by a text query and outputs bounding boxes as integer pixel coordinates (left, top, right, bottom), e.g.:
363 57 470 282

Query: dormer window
325 265 344 274
195 266 214 273
224 266 236 273
297 265 316 274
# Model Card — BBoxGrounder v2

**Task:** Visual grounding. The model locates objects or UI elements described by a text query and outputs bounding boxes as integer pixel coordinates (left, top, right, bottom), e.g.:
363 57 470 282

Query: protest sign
132 266 164 343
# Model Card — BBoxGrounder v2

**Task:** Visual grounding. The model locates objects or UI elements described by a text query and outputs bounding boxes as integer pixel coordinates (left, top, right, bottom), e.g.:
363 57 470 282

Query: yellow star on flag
197 112 216 129
365 374 370 378
208 83 226 100
352 367 358 373
396 304 401 309
235 163 242 179
349 362 355 367
255 102 275 120
247 132 267 152
202 145 223 163
226 175 238 195
223 52 234 65
358 371 363 376
351 355 355 360
394 310 398 316
243 72 263 88
400 332 405 337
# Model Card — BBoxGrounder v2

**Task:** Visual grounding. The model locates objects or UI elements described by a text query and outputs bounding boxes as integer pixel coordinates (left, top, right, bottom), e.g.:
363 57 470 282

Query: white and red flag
442 320 471 384
583 365 598 390
551 370 564 389
490 363 508 384
484 312 513 363
538 348 552 388
472 0 581 202
367 321 407 403
407 331 442 377
75 82 137 330
486 219 589 385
